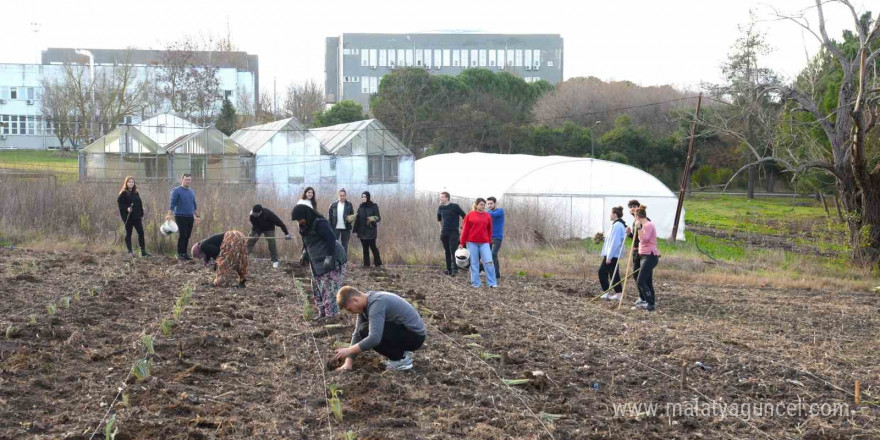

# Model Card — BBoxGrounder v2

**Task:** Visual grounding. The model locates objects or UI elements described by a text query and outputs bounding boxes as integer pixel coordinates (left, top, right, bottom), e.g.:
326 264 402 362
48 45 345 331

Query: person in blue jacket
599 206 627 300
165 173 200 260
486 197 505 279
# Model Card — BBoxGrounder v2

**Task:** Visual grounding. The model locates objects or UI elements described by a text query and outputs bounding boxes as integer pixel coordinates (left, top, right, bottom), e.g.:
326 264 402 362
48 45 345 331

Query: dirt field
1 247 877 440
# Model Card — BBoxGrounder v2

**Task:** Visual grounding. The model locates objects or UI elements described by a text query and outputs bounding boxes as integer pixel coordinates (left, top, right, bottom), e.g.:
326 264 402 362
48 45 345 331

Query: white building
231 118 414 196
0 48 258 150
416 153 684 240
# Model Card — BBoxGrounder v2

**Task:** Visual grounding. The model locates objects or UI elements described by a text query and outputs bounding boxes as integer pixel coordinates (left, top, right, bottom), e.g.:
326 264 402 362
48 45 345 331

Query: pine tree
216 98 237 135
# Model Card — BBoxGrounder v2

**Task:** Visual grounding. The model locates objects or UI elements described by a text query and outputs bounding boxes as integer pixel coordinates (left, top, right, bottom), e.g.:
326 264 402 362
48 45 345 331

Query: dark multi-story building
325 33 563 109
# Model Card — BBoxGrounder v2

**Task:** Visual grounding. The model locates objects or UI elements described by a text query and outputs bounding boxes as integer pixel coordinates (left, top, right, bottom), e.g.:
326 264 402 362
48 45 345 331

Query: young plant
501 379 530 386
121 393 130 408
328 384 344 422
539 412 564 423
28 315 36 325
172 304 183 322
104 414 118 440
333 341 350 349
480 352 501 360
61 296 71 309
89 287 99 297
5 324 13 340
160 319 174 337
46 303 57 315
344 431 357 440
180 284 194 306
463 334 482 340
141 334 155 356
131 358 151 382
297 279 315 321
74 291 81 302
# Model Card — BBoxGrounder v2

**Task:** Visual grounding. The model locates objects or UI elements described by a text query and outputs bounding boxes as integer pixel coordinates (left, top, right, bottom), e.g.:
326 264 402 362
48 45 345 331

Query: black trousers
631 249 641 272
440 231 459 273
360 239 382 267
598 257 621 293
636 254 659 306
124 218 146 252
334 229 351 255
175 215 195 257
491 238 503 278
358 322 425 361
247 230 278 262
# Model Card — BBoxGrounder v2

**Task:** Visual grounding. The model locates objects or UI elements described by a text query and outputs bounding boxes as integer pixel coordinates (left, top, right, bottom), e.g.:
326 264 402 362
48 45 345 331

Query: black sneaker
646 304 655 312
183 255 193 261
141 250 151 257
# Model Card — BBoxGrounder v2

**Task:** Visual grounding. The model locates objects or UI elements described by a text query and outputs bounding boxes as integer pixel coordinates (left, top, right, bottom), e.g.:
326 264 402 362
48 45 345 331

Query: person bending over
332 286 426 371
192 230 248 288
247 204 291 269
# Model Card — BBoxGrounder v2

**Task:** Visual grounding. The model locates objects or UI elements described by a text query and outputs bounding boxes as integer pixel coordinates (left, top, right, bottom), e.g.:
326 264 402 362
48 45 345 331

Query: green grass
684 194 843 235
0 150 78 175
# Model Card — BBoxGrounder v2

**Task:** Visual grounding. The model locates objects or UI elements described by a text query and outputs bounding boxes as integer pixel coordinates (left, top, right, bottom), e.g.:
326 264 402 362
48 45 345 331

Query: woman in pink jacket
634 205 659 311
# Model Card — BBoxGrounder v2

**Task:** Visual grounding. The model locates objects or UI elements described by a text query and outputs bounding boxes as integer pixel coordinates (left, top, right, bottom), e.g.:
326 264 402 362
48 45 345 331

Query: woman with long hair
117 176 149 257
633 205 659 312
459 198 497 288
299 186 317 209
353 191 382 268
293 204 347 320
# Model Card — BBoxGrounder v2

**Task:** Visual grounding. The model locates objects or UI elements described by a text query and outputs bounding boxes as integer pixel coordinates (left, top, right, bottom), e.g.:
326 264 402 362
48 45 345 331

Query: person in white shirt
328 188 355 255
599 206 627 301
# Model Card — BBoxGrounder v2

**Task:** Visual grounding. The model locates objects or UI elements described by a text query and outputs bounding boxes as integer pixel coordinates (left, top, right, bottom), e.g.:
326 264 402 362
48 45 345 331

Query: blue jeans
466 242 497 287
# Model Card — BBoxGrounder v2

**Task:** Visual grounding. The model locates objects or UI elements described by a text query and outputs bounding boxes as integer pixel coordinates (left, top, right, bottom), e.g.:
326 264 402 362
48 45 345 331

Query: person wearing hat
192 230 248 288
292 204 348 320
246 204 290 269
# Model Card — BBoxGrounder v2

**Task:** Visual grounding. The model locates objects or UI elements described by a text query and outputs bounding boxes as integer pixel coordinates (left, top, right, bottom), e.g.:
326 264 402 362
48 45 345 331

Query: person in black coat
353 191 382 268
293 204 347 320
328 188 355 255
117 176 149 257
246 204 290 268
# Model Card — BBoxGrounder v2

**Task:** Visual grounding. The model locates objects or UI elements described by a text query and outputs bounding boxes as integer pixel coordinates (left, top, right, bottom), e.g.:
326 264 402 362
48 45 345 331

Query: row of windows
351 48 553 70
368 155 399 183
0 86 42 102
524 77 544 83
0 115 51 135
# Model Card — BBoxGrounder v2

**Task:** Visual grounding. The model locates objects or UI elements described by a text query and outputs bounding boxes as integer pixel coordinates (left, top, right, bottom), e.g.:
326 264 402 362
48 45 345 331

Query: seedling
172 304 183 322
5 324 13 340
46 303 57 315
89 287 98 297
542 273 554 279
104 414 118 440
131 358 151 382
121 393 130 408
344 431 357 440
517 270 527 277
501 379 530 386
480 352 501 360
28 315 36 325
141 334 155 355
328 384 344 422
333 341 350 349
539 412 564 423
160 319 173 336
463 334 482 340
466 342 483 348
61 297 71 309
297 279 314 321
74 291 81 302
324 324 344 329
180 284 194 306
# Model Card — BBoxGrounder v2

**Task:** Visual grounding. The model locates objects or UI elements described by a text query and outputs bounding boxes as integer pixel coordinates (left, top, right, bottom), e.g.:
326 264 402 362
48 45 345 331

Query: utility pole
591 120 600 157
670 93 702 241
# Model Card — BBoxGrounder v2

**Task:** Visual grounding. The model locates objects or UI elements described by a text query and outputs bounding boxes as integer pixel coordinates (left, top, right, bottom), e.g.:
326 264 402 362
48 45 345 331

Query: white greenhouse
415 152 685 240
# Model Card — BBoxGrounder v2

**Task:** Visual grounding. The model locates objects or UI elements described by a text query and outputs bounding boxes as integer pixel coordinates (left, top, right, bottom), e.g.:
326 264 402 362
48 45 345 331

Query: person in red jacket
459 198 497 288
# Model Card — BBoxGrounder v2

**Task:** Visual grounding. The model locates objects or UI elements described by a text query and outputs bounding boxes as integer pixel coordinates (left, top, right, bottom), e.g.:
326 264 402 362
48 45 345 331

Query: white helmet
454 248 470 269
160 220 179 236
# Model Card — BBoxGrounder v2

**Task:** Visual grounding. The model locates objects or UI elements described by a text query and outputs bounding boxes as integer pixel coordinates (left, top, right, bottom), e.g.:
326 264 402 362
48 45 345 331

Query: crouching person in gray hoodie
332 287 426 371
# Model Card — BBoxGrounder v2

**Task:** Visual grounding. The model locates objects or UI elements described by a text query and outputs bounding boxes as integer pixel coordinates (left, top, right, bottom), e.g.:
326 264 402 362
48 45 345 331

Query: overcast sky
3 0 871 93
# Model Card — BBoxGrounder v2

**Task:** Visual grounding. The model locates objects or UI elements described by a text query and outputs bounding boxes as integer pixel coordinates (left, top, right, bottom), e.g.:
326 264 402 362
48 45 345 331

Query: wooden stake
855 380 861 405
670 93 703 241
680 361 687 391
617 227 639 310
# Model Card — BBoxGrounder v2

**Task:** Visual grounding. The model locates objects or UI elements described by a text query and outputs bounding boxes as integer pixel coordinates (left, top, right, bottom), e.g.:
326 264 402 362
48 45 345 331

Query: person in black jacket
246 204 290 268
437 191 466 276
293 204 347 320
328 188 355 255
117 176 149 257
192 230 248 287
354 191 382 268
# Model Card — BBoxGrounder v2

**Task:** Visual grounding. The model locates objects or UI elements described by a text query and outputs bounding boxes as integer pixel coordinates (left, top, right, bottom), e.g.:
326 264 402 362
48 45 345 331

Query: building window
397 49 405 66
27 87 36 100
415 49 423 66
507 49 514 66
460 49 468 68
547 60 554 67
424 49 432 68
10 87 17 100
158 124 165 134
452 49 460 66
479 50 487 67
0 115 8 135
352 76 359 82
533 50 541 68
434 50 442 68
525 49 532 68
224 90 232 99
368 155 399 183
388 49 396 66
378 49 387 67
370 76 378 94
515 50 523 66
362 77 369 93
488 50 496 66
361 49 369 66
498 50 506 67
470 50 478 67
443 49 451 66
369 49 377 67
405 49 413 67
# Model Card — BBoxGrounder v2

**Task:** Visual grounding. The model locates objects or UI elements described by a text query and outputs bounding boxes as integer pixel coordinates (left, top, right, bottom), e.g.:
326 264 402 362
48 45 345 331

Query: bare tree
282 80 325 125
255 88 277 124
39 78 76 148
157 36 223 124
727 0 880 266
